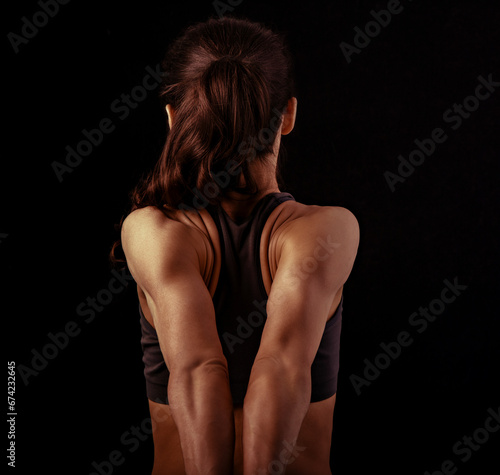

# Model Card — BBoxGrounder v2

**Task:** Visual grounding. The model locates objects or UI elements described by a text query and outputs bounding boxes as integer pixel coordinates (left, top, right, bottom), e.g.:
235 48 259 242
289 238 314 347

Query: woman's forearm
242 356 310 474
168 359 235 475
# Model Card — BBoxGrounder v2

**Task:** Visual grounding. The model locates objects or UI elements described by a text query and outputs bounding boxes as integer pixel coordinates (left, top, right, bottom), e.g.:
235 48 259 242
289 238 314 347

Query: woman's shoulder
122 205 215 241
122 206 188 243
121 205 220 292
262 199 360 288
269 200 359 259
278 202 359 256
269 199 359 238
121 205 214 265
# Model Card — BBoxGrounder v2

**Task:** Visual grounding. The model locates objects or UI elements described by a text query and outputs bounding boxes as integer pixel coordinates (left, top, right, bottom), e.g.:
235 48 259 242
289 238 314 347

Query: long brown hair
110 16 296 266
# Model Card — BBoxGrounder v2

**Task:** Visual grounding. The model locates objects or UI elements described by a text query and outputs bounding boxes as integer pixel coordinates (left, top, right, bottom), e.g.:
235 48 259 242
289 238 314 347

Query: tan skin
122 98 360 474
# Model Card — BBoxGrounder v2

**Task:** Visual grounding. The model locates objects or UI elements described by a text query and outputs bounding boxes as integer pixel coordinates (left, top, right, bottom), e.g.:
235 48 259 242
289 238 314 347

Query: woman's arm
243 206 359 473
122 207 234 475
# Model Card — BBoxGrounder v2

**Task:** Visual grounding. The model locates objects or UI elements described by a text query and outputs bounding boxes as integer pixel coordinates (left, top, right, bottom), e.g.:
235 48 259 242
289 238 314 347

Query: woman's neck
218 157 280 221
219 184 280 222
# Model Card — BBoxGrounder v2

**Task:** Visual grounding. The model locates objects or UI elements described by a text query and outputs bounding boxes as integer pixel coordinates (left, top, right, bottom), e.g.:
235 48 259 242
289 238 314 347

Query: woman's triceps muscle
243 206 359 472
121 207 234 475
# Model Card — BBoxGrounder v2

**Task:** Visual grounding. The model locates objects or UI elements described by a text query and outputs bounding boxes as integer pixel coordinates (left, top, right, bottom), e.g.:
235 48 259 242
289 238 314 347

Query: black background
4 0 499 474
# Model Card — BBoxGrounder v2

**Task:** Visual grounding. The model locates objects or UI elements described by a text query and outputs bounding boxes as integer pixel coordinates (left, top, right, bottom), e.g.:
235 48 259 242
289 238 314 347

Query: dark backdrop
4 0 499 474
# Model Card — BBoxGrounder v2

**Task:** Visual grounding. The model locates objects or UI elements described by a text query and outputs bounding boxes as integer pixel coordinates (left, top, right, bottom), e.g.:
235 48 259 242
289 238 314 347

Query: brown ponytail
110 16 296 266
